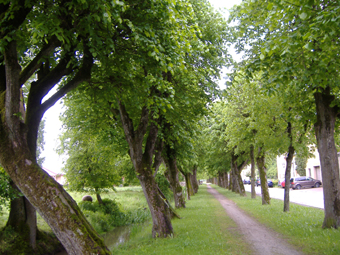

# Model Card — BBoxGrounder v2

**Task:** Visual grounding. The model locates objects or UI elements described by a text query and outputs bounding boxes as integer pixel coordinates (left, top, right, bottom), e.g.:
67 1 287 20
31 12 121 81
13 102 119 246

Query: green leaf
300 13 308 20
267 3 273 10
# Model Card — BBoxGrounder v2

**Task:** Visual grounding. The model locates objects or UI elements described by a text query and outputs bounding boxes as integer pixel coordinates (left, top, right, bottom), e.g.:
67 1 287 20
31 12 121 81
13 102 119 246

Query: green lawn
111 185 250 255
211 184 340 255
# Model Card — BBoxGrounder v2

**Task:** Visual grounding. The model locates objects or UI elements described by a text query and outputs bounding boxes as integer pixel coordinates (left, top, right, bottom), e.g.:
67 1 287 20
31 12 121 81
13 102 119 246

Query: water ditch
56 223 148 254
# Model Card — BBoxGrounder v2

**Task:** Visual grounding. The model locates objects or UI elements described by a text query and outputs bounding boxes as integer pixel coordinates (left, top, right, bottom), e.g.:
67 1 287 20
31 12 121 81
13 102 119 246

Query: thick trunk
250 145 256 199
0 41 109 254
118 101 173 237
138 171 173 237
6 183 37 250
191 166 199 193
284 122 294 212
256 147 270 205
314 88 340 228
0 151 110 254
231 152 246 196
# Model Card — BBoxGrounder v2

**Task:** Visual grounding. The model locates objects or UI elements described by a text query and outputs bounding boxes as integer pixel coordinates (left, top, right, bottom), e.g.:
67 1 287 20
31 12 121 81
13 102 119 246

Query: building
277 148 324 181
43 167 66 185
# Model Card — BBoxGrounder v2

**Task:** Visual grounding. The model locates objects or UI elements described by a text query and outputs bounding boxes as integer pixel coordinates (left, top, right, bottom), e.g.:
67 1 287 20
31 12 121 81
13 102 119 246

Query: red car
279 178 286 188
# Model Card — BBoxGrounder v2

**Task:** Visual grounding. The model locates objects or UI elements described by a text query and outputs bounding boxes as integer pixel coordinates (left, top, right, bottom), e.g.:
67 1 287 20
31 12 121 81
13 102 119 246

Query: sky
40 0 242 174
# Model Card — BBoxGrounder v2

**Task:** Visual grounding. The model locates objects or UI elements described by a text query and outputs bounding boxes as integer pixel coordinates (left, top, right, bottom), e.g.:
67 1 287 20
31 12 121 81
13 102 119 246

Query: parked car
291 176 322 190
278 178 284 187
243 177 251 185
255 178 273 187
267 179 273 188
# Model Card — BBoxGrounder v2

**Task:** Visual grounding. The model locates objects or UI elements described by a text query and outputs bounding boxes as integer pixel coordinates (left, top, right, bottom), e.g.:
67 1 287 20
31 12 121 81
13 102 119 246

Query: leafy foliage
0 166 20 212
79 198 150 233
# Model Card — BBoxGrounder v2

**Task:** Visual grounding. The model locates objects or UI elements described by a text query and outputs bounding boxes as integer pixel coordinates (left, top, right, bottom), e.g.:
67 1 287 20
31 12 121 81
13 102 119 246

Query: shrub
155 173 173 201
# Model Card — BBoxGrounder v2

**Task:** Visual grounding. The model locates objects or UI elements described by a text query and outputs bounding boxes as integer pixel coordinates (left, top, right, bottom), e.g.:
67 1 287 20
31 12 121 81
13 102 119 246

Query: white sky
40 0 242 174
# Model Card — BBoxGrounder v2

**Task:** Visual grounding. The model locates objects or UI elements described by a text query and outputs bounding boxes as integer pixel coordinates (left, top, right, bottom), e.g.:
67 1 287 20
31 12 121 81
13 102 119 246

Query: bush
155 173 173 201
272 179 279 187
78 198 150 233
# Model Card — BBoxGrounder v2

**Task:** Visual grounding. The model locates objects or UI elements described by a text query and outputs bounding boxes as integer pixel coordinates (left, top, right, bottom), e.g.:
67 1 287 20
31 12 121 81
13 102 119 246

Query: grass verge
211 184 340 255
111 185 250 255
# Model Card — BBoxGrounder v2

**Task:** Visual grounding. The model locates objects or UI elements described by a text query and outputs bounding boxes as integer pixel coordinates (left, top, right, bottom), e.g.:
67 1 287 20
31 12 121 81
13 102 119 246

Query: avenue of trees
0 0 228 253
208 0 340 229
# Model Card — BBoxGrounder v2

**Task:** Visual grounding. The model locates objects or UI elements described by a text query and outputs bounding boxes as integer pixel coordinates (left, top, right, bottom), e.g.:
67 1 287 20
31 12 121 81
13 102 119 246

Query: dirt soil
207 185 304 255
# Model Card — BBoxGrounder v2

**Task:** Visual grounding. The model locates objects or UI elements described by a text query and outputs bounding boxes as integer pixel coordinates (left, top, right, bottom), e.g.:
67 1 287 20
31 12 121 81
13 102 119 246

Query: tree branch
19 36 60 86
136 106 149 143
0 0 35 40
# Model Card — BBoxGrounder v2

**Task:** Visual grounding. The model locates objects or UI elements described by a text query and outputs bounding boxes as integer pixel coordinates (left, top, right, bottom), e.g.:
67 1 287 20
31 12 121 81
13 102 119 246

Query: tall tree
0 0 136 253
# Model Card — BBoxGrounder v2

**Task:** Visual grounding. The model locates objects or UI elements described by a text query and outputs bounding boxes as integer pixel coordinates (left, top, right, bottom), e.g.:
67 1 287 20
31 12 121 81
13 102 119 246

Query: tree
295 154 308 177
0 0 133 253
59 0 229 238
61 136 121 204
228 0 340 225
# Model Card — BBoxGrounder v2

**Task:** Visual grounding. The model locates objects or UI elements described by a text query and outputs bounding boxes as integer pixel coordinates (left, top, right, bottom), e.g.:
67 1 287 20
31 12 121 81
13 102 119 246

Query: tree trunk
314 88 340 228
250 145 256 199
0 42 110 254
224 172 229 189
186 172 194 199
256 147 270 205
191 166 199 193
218 172 222 187
118 101 173 237
95 188 103 205
228 172 232 190
163 153 186 209
138 171 173 237
284 122 294 212
231 152 246 196
6 182 37 250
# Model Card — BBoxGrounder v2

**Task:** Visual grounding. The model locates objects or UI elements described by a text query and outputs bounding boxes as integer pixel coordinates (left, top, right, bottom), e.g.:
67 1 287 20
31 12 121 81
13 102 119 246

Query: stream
56 225 133 254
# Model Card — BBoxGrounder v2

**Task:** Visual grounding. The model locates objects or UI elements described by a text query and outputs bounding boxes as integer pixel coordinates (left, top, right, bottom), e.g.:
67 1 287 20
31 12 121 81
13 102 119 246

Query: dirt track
206 185 304 255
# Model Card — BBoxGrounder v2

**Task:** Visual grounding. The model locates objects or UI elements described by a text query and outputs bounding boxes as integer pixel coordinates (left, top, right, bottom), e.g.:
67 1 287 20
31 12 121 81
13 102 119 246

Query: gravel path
207 185 304 255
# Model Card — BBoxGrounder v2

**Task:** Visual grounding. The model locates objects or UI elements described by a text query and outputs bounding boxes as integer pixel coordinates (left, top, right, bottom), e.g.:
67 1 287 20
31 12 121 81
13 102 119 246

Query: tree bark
179 169 194 200
191 166 199 193
138 171 173 237
284 122 294 212
256 147 270 205
6 183 37 250
95 188 103 205
163 151 186 209
231 151 247 196
314 88 340 228
250 145 256 199
0 40 110 254
223 172 229 189
118 101 173 237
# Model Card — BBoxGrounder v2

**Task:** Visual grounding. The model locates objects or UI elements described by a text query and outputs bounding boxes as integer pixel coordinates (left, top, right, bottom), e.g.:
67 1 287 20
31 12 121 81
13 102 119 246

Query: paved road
244 185 324 209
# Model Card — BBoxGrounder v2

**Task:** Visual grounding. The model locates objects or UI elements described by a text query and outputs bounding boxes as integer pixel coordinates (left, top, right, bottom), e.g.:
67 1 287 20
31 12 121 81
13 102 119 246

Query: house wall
276 155 298 180
277 148 340 182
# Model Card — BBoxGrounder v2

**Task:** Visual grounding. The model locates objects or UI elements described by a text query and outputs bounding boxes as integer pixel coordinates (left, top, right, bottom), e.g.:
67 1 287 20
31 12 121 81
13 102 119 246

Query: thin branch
19 36 60 86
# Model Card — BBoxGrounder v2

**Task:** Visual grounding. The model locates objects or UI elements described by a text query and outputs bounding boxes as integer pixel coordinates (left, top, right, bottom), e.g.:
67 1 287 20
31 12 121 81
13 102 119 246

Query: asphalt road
244 185 324 209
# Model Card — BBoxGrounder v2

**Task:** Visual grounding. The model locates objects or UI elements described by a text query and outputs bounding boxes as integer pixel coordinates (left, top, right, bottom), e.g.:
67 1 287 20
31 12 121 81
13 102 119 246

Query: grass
211 184 340 255
111 185 250 255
